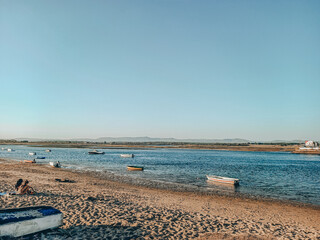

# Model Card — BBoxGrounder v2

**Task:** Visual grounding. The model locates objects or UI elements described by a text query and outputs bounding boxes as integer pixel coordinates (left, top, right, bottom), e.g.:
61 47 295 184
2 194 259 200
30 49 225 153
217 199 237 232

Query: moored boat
7 149 14 152
0 206 63 238
127 166 144 171
36 157 46 159
29 152 36 156
206 175 239 185
120 154 134 158
88 150 105 154
45 149 51 152
49 161 61 168
23 159 36 163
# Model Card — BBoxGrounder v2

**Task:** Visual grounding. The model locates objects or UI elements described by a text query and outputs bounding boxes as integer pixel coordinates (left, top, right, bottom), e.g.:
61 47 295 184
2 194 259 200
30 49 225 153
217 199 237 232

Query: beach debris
87 196 97 201
55 178 75 183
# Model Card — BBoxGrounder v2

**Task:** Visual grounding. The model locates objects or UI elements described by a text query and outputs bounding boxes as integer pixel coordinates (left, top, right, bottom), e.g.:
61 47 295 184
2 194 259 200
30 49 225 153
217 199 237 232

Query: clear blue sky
0 0 319 141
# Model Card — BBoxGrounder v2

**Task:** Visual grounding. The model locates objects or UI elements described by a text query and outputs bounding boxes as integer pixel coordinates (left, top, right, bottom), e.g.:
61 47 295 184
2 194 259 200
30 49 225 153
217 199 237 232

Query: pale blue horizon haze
0 0 319 141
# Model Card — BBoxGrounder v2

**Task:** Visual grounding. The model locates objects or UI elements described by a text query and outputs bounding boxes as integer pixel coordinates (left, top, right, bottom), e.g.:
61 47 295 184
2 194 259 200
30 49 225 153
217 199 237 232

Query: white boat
120 154 134 158
49 162 61 168
29 152 36 156
7 149 14 152
1 147 6 150
0 206 63 238
88 150 105 155
206 175 240 185
45 149 51 152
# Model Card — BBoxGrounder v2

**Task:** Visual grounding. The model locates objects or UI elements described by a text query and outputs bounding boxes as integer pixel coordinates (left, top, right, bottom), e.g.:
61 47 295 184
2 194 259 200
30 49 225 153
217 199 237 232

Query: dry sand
0 158 319 239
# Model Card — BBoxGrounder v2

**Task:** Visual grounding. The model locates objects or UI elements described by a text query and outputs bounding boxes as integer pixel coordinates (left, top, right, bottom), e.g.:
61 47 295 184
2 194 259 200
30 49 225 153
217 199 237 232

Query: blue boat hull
0 206 63 237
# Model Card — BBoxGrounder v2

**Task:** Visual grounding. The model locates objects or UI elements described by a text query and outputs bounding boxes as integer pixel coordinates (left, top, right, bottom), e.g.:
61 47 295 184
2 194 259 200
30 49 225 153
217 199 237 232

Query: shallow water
1 145 320 205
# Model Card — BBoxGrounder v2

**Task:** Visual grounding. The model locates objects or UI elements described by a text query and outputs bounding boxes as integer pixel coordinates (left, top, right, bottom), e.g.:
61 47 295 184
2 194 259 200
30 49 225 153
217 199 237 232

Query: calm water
1 145 320 205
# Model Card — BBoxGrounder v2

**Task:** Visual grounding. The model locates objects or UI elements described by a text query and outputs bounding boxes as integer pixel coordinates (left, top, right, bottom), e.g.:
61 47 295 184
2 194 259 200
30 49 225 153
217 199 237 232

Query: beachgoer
15 179 23 192
17 180 35 195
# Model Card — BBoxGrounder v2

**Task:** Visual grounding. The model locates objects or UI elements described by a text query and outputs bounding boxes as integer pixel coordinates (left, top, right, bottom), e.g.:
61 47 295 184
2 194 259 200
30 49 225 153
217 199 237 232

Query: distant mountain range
12 137 306 144
76 137 251 143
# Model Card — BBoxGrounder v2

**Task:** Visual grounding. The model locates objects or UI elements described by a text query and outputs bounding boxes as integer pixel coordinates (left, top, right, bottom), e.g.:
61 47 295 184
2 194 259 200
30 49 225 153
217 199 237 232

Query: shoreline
76 163 320 209
1 158 319 239
0 142 298 153
2 155 320 208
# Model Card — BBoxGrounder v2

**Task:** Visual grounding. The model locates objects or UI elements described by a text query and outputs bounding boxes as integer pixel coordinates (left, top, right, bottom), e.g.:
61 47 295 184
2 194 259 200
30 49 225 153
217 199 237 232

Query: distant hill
89 137 251 143
14 136 250 143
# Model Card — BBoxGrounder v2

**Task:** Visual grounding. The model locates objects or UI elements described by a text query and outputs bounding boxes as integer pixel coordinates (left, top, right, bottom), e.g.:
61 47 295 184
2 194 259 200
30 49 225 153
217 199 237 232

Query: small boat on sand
23 159 36 164
88 150 105 155
127 166 144 171
206 175 239 185
29 152 36 156
49 162 61 168
120 154 135 158
0 206 63 238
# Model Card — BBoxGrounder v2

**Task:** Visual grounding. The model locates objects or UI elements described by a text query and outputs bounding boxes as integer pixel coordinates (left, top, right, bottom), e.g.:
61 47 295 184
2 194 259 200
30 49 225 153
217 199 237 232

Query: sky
0 0 319 141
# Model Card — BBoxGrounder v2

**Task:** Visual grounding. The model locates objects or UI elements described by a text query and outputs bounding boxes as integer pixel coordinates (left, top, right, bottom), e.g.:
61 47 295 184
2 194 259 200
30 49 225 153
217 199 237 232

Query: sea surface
1 145 320 205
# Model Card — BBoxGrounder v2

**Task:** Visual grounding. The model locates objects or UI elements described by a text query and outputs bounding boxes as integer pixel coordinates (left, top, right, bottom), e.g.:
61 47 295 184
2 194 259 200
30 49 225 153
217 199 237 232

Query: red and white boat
206 175 239 185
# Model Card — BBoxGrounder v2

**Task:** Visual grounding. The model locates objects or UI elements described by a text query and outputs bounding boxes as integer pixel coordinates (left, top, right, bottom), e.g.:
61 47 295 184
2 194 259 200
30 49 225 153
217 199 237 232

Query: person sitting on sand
15 179 23 192
17 180 35 195
0 179 24 195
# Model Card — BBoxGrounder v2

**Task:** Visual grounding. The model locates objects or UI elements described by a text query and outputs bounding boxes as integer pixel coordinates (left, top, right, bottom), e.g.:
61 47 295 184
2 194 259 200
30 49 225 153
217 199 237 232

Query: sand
0 158 319 239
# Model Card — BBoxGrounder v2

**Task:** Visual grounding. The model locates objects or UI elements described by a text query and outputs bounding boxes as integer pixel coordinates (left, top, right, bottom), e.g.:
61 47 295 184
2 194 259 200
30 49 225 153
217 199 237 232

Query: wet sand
0 159 319 239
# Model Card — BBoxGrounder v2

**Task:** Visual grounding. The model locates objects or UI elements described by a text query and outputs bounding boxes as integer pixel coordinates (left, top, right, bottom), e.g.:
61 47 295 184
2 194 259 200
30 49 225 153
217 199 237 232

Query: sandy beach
0 158 319 239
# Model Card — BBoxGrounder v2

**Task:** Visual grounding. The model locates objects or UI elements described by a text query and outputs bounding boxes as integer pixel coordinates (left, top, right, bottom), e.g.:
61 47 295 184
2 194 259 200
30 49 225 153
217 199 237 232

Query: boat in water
88 150 105 155
0 206 63 238
7 149 14 152
29 152 36 156
36 157 46 159
206 175 239 185
45 149 51 152
127 166 144 171
120 154 134 158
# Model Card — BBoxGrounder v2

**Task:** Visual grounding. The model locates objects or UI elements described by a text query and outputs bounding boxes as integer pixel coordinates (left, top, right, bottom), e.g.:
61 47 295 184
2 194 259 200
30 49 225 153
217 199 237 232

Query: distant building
305 141 314 147
299 140 319 150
